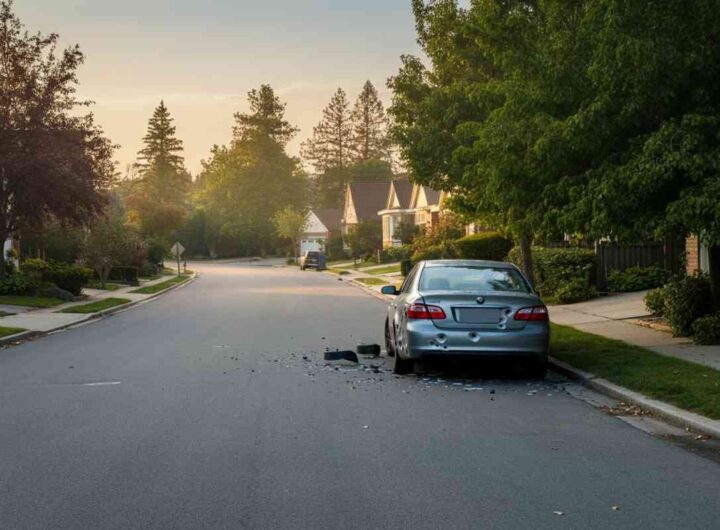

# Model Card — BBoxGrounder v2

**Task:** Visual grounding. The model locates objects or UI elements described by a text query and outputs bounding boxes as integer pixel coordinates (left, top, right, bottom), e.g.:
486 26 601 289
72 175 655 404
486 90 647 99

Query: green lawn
0 326 26 338
59 298 131 314
0 311 15 317
87 280 123 291
551 323 720 420
0 295 64 308
368 264 401 275
355 277 390 287
131 275 190 295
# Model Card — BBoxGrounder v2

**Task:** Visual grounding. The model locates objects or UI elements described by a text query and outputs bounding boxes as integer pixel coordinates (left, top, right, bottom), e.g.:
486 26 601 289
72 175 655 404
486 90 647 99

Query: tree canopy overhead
0 0 116 274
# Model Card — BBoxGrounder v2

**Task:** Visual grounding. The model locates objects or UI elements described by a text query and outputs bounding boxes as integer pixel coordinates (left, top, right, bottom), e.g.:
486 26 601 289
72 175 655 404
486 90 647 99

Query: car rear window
419 265 531 293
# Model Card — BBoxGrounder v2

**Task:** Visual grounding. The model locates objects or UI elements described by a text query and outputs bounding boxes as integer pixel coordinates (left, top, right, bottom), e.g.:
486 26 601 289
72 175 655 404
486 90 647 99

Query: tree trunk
708 244 720 311
518 232 536 288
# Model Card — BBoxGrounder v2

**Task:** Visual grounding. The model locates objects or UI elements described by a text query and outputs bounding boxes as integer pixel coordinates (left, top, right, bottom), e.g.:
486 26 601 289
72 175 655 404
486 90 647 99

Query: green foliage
380 245 413 264
324 236 346 261
393 222 420 246
21 259 91 296
273 206 308 252
644 287 668 316
0 273 36 295
508 247 597 302
345 221 382 260
107 266 139 286
663 275 713 337
692 313 720 345
607 267 671 293
455 232 513 261
146 240 166 265
197 85 308 256
411 242 458 264
80 217 145 285
60 298 131 314
349 81 390 163
400 259 413 277
348 159 393 182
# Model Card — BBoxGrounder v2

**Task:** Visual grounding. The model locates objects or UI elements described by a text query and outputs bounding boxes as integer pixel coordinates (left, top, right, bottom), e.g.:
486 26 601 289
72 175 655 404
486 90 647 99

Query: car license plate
455 307 501 324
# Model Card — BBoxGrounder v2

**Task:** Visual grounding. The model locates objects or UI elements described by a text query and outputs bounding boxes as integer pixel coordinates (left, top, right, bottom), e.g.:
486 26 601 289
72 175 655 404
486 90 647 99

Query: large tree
301 89 353 208
388 0 589 283
350 80 390 164
126 101 191 244
0 1 116 276
197 85 308 256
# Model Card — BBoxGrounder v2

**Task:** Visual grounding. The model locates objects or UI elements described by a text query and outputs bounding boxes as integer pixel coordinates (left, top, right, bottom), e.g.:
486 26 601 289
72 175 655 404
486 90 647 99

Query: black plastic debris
323 350 359 363
357 344 381 357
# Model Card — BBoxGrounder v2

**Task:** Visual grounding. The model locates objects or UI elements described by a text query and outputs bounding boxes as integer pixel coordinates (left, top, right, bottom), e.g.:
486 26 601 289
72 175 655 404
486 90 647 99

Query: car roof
421 259 516 269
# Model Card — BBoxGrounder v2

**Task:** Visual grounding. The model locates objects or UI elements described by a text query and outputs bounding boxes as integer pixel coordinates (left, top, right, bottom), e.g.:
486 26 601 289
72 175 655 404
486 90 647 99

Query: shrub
400 259 413 277
107 266 140 286
0 273 36 295
324 236 346 261
663 275 713 337
21 258 51 284
46 263 92 296
508 246 597 301
644 287 668 316
555 278 598 304
607 266 670 292
455 232 513 261
692 313 720 345
411 242 458 264
146 240 166 265
380 245 413 264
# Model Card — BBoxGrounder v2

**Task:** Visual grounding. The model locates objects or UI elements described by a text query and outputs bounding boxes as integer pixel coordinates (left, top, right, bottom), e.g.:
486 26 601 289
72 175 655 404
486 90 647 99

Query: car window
400 265 419 293
418 265 531 293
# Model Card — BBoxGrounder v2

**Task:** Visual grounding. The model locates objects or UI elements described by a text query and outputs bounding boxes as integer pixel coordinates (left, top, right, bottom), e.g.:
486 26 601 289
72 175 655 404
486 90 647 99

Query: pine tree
349 81 389 163
300 88 353 207
136 101 185 174
233 84 299 147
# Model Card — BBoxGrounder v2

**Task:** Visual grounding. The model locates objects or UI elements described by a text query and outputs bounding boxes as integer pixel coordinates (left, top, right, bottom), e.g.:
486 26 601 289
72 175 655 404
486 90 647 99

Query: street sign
171 242 185 258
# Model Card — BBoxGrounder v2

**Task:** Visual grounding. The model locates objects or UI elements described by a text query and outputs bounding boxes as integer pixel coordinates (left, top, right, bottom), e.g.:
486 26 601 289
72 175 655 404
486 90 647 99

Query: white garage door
300 238 323 255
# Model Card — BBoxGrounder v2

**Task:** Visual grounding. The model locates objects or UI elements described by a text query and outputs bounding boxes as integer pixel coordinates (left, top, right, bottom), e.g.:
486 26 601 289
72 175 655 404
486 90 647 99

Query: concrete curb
0 273 198 348
549 356 720 439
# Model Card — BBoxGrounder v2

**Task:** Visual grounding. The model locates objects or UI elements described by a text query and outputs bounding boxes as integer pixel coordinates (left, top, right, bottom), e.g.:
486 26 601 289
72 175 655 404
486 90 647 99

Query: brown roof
391 179 413 209
348 181 392 222
314 208 342 233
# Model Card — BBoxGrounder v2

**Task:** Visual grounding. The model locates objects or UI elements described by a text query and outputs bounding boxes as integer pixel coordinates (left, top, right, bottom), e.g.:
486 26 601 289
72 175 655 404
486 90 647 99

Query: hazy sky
15 0 424 175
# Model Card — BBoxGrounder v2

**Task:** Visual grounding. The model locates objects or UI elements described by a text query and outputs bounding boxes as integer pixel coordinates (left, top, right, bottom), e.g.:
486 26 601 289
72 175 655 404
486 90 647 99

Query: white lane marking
83 381 122 387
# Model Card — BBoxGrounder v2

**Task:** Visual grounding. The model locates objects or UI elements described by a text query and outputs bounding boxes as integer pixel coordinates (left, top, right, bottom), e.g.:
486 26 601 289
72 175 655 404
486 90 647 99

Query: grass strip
0 295 64 308
86 280 122 291
131 275 190 295
0 326 26 338
355 277 390 286
551 323 720 420
368 264 401 275
59 298 131 314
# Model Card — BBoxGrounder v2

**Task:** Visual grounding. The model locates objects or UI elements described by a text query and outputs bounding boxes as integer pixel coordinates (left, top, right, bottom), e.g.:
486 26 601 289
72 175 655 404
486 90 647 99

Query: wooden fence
596 241 684 290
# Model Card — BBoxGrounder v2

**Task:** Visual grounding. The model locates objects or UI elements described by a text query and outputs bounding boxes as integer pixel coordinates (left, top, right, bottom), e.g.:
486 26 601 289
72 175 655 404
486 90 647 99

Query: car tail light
407 303 446 320
514 306 549 322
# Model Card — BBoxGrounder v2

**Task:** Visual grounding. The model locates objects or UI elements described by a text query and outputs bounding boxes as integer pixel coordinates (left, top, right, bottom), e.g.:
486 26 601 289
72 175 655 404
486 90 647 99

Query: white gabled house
300 209 342 255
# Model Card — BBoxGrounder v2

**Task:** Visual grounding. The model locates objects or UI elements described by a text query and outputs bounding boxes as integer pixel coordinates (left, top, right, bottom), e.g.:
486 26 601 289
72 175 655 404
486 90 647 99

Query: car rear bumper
405 320 549 360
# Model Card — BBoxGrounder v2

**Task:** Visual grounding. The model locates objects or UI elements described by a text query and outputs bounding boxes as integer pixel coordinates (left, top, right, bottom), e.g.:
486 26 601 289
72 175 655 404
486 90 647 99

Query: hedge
107 266 140 286
455 232 513 261
508 246 597 302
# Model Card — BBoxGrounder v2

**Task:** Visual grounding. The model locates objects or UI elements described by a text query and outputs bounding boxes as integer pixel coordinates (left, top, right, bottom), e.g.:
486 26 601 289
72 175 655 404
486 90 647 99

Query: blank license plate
455 307 501 324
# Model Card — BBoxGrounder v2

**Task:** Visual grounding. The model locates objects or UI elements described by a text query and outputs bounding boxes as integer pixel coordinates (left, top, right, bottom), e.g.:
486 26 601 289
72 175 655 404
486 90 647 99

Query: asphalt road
2 260 720 529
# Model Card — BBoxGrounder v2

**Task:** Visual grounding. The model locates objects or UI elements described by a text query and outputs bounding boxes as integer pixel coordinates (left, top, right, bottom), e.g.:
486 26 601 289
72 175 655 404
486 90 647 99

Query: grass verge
59 298 131 314
0 295 64 308
131 275 190 295
551 323 720 420
369 264 401 275
355 277 390 287
87 280 122 291
0 326 26 337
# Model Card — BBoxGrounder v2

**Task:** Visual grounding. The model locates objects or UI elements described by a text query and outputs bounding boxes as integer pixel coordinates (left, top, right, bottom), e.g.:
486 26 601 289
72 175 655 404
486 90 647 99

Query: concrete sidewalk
0 274 191 334
550 291 720 371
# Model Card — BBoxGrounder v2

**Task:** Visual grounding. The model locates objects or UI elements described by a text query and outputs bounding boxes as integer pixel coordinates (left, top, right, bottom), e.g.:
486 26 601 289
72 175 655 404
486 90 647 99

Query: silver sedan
382 260 550 376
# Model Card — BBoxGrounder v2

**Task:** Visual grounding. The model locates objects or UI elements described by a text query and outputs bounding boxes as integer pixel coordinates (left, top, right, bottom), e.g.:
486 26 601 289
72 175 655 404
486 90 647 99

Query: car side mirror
381 285 399 296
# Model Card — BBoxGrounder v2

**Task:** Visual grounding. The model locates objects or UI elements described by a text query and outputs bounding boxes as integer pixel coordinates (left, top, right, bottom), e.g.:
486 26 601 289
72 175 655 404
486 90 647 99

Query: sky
14 0 425 175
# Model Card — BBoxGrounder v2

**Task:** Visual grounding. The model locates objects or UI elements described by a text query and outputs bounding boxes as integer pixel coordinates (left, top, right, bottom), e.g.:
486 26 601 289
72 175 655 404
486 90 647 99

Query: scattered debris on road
323 350 359 363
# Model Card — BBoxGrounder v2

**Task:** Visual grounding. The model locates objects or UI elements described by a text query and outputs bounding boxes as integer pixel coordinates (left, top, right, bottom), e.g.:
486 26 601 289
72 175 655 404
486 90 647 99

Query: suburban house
300 208 342 255
377 179 414 248
341 180 392 235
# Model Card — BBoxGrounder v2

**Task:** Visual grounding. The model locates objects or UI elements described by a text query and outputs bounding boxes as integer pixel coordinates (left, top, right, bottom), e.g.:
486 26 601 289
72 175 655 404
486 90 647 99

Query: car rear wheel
385 320 395 357
393 353 414 375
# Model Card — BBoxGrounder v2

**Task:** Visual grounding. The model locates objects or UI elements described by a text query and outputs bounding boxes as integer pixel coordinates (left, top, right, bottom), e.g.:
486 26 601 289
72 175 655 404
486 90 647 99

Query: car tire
385 320 395 357
393 352 414 375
